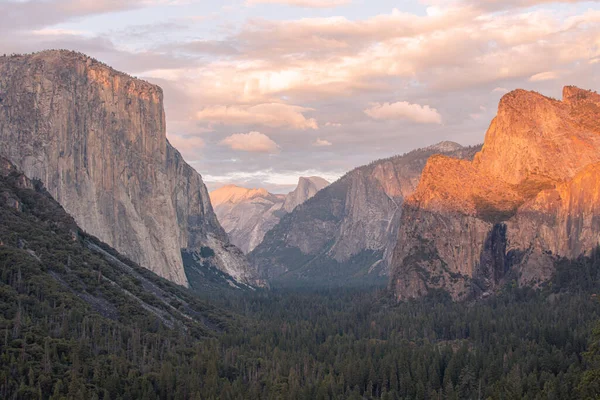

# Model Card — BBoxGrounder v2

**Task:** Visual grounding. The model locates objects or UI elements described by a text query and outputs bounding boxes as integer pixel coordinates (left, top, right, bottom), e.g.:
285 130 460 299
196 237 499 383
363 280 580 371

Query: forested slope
2 157 600 399
0 158 234 398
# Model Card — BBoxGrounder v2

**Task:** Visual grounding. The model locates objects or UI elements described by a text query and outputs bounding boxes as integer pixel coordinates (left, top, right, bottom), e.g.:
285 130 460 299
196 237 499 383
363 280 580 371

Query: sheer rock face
210 177 329 254
210 186 285 254
282 176 330 213
391 86 600 300
250 142 480 284
0 50 255 287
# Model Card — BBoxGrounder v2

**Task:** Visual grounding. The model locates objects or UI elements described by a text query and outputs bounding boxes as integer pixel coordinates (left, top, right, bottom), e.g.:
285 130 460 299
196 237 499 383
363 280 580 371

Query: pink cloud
246 0 350 7
220 132 280 153
197 103 318 130
313 138 333 146
364 101 442 124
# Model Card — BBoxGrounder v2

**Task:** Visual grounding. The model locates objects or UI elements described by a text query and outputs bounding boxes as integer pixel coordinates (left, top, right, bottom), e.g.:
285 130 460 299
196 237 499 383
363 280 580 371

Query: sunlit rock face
210 177 329 253
250 142 480 287
391 86 600 300
0 50 257 287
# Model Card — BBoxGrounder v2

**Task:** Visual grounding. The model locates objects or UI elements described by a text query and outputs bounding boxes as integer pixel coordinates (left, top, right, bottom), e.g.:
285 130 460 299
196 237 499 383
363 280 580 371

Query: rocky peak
472 86 600 186
426 141 463 153
250 144 480 286
391 86 600 300
562 85 600 104
0 50 257 288
210 185 274 206
211 177 329 254
283 176 330 213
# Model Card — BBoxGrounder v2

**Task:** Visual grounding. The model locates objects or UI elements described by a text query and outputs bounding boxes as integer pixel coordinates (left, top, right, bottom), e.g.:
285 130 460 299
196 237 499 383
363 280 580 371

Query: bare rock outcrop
391 86 600 300
250 142 480 286
0 50 256 287
282 176 330 213
210 176 329 253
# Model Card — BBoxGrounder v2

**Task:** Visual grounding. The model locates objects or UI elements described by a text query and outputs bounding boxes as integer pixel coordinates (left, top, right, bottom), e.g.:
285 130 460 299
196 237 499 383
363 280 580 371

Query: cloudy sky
2 0 600 192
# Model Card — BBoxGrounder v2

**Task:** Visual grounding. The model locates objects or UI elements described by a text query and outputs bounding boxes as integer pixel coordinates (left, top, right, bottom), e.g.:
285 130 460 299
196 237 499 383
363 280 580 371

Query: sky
1 0 600 192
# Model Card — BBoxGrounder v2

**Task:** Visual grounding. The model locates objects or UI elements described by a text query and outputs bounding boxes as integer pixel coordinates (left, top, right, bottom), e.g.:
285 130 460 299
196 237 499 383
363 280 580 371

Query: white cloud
529 70 561 82
32 29 88 36
492 87 509 93
245 0 350 8
313 138 333 146
204 168 343 188
364 101 442 124
325 122 342 127
167 134 205 148
197 103 318 130
167 134 205 159
220 131 280 153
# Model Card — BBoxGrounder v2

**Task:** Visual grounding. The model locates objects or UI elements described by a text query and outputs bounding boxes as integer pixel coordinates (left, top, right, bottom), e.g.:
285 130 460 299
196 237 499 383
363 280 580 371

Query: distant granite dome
283 176 330 213
211 177 329 254
0 50 258 287
210 185 278 206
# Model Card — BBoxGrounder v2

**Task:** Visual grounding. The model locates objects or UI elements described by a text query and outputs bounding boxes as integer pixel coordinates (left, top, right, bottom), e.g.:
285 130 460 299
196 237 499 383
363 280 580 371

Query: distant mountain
210 177 329 253
0 50 258 288
391 86 600 300
283 176 330 212
250 142 480 287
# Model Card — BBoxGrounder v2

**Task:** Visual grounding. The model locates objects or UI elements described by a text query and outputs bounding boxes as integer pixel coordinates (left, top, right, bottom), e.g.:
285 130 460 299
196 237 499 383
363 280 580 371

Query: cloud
423 0 592 12
245 0 350 8
313 138 333 146
174 40 239 56
529 70 561 82
364 101 442 124
0 0 173 32
167 134 205 159
174 4 600 104
220 132 280 153
32 29 89 36
203 168 343 193
3 0 600 192
197 103 318 130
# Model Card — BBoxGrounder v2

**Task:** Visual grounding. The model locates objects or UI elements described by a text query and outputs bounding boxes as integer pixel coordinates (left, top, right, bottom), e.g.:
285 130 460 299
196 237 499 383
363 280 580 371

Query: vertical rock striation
391 86 600 300
250 142 480 286
0 50 255 287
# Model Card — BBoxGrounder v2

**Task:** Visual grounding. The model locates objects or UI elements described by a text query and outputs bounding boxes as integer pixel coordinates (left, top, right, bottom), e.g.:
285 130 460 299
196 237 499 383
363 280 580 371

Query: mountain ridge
0 49 257 288
391 86 600 300
250 141 481 287
210 176 329 253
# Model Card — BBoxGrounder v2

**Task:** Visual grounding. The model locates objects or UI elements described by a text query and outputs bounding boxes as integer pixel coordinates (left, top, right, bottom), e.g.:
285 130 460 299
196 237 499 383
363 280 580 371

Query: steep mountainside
0 156 239 397
391 86 600 300
250 142 480 287
0 50 256 288
210 177 329 253
282 176 330 212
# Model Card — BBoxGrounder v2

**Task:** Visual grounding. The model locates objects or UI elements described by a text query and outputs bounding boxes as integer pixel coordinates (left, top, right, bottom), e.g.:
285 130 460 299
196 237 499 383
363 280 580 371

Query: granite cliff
210 176 329 253
0 50 256 288
391 86 600 300
282 176 330 213
250 142 480 287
